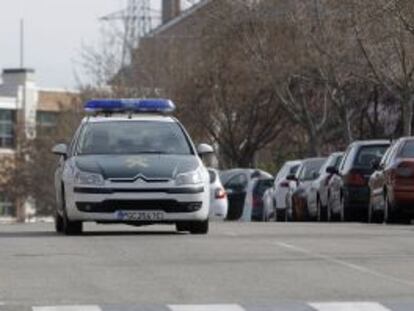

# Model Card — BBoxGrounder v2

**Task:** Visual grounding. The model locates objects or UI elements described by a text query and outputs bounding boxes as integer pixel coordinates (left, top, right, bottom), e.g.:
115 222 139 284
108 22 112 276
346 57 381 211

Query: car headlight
175 169 203 186
74 170 105 186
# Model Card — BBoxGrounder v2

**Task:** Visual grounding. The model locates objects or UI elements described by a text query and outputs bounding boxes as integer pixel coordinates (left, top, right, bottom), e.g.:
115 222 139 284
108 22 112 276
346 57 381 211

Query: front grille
74 186 204 194
76 200 202 213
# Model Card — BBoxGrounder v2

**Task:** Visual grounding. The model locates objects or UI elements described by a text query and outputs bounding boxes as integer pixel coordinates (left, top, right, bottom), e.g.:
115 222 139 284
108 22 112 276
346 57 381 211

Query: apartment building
0 68 78 220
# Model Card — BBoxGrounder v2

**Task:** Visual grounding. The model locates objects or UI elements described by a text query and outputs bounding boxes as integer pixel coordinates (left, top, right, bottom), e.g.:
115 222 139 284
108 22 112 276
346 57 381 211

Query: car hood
74 154 200 180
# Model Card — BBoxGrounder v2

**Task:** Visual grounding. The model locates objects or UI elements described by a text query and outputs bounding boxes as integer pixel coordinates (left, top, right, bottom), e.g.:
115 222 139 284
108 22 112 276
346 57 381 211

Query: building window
37 111 57 128
0 110 15 148
0 192 14 217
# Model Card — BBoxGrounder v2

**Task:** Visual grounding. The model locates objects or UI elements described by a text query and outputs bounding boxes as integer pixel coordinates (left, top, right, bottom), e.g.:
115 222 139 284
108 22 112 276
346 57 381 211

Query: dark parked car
251 177 274 221
328 140 390 221
369 137 414 224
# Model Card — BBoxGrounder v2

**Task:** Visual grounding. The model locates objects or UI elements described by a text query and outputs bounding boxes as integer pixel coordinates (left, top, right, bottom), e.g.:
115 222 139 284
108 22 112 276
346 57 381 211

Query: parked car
263 160 302 222
307 152 343 221
286 158 326 221
208 169 228 220
368 137 414 224
250 177 274 221
220 169 272 221
328 140 390 221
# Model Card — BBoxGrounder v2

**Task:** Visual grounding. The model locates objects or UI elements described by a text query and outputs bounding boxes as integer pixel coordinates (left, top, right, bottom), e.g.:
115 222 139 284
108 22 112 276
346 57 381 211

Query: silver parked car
307 152 343 221
262 160 302 222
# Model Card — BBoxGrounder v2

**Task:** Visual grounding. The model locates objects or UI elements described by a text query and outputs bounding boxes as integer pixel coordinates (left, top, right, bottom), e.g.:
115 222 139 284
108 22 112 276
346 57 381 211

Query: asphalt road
1 222 414 310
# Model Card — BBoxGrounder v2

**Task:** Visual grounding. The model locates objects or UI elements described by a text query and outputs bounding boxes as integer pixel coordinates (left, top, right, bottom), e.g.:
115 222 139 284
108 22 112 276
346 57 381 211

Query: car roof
285 160 302 166
350 139 390 147
82 114 176 123
219 168 272 182
301 157 327 164
396 136 414 143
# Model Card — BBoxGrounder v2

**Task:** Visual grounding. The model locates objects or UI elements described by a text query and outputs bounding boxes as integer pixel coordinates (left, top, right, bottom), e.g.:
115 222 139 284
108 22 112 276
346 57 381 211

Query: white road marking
169 304 246 311
309 302 391 311
32 306 102 311
223 232 238 237
276 241 414 287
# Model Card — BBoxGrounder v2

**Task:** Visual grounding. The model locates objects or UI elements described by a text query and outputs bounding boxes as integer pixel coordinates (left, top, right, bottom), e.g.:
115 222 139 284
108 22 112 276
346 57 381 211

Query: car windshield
354 145 389 168
254 179 274 196
77 121 192 155
399 140 414 158
289 164 300 175
299 159 326 181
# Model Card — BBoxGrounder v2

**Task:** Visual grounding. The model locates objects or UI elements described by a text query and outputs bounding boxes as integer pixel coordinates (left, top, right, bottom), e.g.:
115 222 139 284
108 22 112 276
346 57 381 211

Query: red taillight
279 181 289 188
215 188 227 199
345 171 366 186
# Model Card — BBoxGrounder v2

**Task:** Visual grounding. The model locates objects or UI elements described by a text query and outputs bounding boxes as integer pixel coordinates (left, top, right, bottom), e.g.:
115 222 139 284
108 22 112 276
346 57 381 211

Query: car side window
208 170 217 184
68 124 84 157
340 146 352 171
225 174 248 191
386 141 402 165
380 145 394 167
334 155 343 169
290 164 300 175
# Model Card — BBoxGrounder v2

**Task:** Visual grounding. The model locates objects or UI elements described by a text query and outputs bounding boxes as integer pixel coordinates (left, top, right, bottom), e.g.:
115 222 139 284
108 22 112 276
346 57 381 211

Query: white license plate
115 210 165 221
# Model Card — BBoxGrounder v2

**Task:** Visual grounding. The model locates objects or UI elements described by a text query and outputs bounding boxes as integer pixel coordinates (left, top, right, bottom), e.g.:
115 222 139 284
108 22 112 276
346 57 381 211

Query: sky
0 0 165 90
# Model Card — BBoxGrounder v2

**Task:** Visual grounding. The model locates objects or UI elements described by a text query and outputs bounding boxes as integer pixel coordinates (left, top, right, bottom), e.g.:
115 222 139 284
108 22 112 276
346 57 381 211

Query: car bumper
65 185 210 222
209 198 228 220
251 206 264 221
393 187 414 214
344 186 370 209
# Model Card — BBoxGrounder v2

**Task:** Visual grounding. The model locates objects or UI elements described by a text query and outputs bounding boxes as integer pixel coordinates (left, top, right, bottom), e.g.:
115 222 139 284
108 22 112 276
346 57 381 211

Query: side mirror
52 144 68 158
371 158 381 170
286 174 297 181
326 166 338 175
197 143 214 156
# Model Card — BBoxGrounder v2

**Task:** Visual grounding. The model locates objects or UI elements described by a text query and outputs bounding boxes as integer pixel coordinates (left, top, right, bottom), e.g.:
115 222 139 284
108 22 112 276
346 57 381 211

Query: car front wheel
189 220 209 234
59 188 83 236
62 212 83 235
177 220 209 234
55 212 64 233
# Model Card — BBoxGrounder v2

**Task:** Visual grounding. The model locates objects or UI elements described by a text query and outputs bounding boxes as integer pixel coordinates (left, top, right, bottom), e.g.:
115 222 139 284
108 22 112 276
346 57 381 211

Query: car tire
176 222 189 232
189 220 209 234
368 200 382 224
340 195 346 222
276 209 286 222
368 200 374 223
327 194 332 222
272 199 278 222
384 192 396 224
62 213 83 236
316 198 322 222
60 189 83 236
55 212 64 233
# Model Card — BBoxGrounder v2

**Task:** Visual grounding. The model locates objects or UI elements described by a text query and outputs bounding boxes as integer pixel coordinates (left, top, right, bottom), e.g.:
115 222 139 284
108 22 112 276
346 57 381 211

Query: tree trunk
402 94 414 136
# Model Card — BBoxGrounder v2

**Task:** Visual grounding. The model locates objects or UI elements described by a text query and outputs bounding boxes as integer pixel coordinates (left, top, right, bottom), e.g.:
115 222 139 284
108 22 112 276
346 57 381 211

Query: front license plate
115 210 164 221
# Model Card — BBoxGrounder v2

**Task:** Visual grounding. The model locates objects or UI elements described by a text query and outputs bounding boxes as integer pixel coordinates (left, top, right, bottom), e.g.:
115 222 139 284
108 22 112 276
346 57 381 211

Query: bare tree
350 0 414 136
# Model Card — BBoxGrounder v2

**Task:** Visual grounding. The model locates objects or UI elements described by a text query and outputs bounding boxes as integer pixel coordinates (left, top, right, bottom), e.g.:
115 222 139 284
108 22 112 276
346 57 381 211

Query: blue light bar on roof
84 98 176 113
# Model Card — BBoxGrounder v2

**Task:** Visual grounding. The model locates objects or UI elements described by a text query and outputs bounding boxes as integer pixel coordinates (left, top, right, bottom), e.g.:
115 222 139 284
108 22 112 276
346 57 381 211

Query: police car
52 99 213 235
